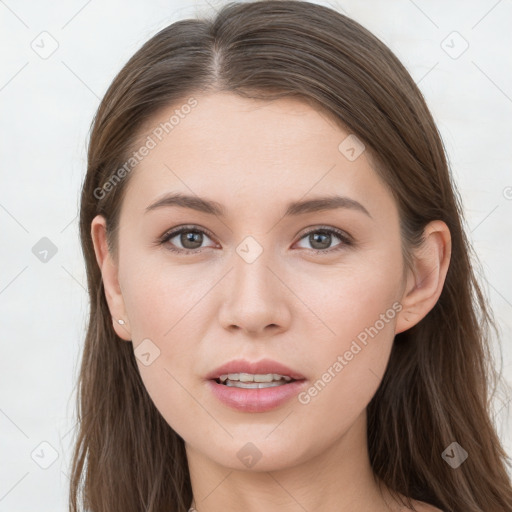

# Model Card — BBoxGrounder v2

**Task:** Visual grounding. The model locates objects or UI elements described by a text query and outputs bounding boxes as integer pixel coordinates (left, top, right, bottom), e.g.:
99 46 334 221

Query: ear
90 215 132 341
395 220 452 334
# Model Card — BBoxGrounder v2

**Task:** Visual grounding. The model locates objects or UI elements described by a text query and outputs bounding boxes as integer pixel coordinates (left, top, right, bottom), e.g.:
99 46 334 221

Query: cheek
295 246 403 344
293 252 402 415
118 255 218 423
119 249 214 342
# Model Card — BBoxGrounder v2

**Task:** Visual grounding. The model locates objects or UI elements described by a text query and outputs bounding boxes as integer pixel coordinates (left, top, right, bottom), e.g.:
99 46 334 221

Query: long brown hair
71 1 512 511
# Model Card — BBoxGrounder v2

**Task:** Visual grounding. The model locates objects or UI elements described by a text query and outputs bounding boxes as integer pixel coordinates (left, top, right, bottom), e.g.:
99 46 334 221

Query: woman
70 1 512 511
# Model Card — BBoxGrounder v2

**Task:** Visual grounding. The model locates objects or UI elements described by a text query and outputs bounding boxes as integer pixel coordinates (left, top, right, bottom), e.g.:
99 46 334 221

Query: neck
185 411 398 512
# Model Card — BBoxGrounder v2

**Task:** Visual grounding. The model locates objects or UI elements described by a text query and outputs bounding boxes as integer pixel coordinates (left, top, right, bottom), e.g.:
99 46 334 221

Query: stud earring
118 319 125 325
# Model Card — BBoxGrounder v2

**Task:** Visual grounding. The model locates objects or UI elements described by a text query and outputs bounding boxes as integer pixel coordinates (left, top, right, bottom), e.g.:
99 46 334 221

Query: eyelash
157 225 353 255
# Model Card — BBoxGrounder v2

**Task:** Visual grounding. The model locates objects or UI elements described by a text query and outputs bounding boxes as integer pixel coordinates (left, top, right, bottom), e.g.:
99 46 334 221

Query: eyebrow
145 192 372 218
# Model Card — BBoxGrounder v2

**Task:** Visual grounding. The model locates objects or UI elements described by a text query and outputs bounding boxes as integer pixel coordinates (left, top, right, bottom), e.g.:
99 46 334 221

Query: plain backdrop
1 0 511 510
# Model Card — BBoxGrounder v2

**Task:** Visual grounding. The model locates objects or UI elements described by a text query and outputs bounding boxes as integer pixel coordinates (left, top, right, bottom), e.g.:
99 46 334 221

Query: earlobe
91 215 132 341
395 220 452 334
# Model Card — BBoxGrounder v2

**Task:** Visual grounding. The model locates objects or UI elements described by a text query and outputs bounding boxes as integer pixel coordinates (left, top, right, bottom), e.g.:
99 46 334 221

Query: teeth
225 380 288 389
219 373 293 383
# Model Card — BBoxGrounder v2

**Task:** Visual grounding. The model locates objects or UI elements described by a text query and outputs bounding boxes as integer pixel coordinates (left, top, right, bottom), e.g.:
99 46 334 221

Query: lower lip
206 379 308 412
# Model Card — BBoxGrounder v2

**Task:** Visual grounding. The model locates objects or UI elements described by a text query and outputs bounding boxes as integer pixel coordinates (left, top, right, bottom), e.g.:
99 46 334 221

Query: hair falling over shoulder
71 1 512 511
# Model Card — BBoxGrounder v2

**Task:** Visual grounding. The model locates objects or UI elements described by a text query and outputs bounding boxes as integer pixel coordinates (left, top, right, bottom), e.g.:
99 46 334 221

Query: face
98 92 410 471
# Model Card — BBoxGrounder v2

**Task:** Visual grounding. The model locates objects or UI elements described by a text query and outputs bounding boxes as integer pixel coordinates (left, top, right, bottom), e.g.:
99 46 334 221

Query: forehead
121 92 395 220
137 92 347 160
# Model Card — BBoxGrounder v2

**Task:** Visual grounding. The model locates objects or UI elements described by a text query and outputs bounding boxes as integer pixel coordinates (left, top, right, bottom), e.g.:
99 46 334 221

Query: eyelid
159 224 216 241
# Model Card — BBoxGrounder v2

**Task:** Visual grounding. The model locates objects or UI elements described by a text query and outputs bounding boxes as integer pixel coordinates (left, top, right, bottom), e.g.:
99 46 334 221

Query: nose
218 248 292 336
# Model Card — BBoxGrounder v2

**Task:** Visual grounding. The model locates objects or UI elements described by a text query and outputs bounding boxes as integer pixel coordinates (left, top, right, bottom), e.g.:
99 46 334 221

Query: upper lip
206 358 306 381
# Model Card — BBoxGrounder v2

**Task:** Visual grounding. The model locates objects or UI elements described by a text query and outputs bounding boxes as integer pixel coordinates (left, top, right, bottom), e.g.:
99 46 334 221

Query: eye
158 226 217 254
294 226 352 253
157 225 353 255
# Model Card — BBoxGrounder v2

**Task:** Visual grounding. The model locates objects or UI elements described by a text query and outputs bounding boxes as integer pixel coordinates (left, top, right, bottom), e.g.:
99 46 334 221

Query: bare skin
91 92 449 512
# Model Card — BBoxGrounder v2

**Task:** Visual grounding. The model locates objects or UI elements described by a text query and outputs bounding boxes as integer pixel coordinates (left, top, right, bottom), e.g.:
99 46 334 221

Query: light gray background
1 0 511 510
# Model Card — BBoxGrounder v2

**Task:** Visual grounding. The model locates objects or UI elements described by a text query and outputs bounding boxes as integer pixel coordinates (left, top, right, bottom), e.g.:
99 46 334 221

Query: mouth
207 376 308 413
205 359 307 412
